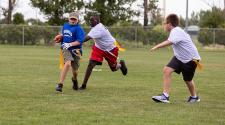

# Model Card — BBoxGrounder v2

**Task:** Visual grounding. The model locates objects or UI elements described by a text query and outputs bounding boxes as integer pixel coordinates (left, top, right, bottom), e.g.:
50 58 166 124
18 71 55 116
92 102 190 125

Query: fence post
213 28 216 46
135 26 138 47
22 26 25 46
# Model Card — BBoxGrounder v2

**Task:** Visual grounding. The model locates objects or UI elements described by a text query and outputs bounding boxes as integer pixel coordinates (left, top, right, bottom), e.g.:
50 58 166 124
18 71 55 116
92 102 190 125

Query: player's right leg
109 60 127 75
56 61 71 92
152 56 179 103
119 60 127 75
152 66 174 103
105 47 127 75
162 66 174 94
56 49 73 92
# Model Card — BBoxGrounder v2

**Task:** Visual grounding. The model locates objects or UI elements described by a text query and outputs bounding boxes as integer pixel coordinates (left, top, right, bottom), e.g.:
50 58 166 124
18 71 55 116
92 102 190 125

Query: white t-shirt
87 23 116 51
168 27 201 63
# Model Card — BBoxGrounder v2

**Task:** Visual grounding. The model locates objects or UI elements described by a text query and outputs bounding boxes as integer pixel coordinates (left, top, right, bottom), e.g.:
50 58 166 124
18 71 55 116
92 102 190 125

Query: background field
0 45 225 125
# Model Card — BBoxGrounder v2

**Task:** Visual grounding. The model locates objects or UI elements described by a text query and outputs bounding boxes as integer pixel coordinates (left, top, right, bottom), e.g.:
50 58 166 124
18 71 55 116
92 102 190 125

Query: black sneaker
79 84 86 90
56 83 63 92
72 78 78 90
187 96 200 103
120 60 127 75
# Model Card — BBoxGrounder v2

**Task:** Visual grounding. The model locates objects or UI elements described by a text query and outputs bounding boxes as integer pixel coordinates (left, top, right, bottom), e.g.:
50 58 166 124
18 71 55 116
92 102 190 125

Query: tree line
1 0 224 28
0 0 225 46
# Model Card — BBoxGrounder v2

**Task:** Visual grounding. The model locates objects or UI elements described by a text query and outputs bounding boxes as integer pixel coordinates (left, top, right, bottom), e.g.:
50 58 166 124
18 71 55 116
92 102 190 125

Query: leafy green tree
26 18 45 26
198 7 225 46
189 12 200 25
150 8 163 26
1 0 18 24
143 0 160 26
30 0 84 25
84 0 139 26
148 0 162 26
13 12 25 24
199 7 225 28
179 16 185 27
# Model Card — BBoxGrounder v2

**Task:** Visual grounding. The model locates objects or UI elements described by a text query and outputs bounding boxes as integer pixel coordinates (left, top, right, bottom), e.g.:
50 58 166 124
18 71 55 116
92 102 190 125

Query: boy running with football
150 14 201 103
54 12 85 92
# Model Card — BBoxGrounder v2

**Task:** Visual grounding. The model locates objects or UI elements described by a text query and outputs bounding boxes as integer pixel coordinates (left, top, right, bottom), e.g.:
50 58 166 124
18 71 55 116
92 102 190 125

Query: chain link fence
0 24 225 47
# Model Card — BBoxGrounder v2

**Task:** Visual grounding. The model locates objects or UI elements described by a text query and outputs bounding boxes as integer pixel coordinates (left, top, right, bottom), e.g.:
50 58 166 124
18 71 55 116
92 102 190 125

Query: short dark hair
166 14 179 27
92 15 100 22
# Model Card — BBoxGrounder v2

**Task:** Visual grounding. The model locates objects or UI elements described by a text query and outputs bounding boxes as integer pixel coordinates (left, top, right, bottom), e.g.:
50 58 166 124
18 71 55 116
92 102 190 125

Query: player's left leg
185 80 200 103
71 70 78 90
79 60 98 90
79 45 103 90
71 59 80 90
182 61 200 103
185 80 197 97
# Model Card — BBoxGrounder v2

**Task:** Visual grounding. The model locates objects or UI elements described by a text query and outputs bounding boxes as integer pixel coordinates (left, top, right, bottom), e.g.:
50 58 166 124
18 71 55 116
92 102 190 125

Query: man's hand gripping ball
54 34 62 43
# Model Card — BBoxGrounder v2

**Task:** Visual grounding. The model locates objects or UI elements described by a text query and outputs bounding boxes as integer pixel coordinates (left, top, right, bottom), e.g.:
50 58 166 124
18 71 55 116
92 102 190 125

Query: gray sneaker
56 83 63 92
152 94 170 103
187 96 200 103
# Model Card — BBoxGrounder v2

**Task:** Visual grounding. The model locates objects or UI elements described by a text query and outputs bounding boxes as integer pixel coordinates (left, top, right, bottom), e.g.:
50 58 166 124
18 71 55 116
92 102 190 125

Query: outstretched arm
83 35 92 43
62 35 93 50
150 40 172 52
61 40 81 50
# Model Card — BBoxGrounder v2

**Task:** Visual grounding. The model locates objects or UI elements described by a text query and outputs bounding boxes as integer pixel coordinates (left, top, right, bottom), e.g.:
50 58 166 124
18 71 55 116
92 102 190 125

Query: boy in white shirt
150 14 201 103
79 15 127 90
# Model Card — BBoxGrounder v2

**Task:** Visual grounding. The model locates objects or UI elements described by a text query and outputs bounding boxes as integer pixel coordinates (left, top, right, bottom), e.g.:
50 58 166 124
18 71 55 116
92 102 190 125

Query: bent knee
64 61 71 67
163 66 173 75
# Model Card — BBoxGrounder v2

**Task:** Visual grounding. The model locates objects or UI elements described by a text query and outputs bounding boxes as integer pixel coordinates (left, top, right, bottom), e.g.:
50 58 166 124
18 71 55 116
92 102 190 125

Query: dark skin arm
83 35 92 43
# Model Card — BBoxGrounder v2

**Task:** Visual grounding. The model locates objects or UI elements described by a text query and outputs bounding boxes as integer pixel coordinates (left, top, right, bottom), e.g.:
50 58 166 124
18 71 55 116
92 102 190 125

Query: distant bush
149 25 168 45
0 25 60 45
198 28 225 46
4 25 225 47
108 25 168 46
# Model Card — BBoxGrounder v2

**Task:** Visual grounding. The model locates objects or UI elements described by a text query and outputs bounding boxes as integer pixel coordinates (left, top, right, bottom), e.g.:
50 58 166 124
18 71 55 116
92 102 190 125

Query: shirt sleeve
168 29 183 44
61 24 66 34
87 27 102 39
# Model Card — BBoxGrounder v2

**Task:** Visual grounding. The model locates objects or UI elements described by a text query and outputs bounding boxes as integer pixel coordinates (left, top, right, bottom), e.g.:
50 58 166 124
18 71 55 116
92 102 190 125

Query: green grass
0 45 225 125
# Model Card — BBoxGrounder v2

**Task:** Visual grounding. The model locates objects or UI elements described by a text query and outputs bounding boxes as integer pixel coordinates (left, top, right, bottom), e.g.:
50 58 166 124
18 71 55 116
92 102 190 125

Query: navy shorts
167 56 197 81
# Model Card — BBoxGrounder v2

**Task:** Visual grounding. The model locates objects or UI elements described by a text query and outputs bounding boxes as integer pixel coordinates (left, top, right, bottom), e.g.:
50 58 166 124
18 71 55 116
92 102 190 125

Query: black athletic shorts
167 56 197 81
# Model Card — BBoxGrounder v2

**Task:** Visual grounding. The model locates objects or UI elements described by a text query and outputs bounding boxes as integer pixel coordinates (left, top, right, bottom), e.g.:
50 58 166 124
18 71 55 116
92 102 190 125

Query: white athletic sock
163 92 169 97
191 95 197 98
117 63 121 69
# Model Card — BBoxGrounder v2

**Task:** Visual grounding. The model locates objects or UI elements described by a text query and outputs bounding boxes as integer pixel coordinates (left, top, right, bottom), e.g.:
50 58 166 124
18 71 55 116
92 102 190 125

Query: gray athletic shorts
62 49 80 70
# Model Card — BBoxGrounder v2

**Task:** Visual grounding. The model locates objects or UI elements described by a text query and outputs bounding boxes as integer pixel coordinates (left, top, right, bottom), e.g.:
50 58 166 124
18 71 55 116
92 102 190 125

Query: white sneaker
152 94 170 103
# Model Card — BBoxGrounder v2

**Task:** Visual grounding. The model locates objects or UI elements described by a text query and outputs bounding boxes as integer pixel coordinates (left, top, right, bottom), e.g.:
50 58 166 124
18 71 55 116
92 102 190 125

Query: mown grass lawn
0 45 224 125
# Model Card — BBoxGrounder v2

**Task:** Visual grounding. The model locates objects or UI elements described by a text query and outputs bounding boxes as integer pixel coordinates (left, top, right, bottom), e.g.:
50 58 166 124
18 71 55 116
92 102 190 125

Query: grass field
0 45 225 125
